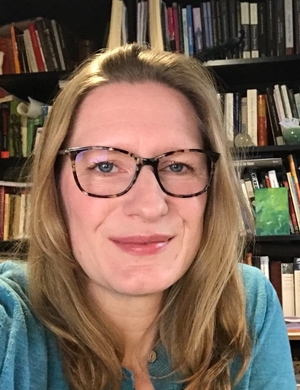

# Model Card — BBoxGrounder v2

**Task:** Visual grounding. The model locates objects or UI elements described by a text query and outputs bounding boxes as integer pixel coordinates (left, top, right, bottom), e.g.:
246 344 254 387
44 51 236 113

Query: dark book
126 0 137 43
274 0 285 56
15 33 29 73
235 157 283 168
176 3 184 54
294 0 300 54
266 0 276 56
234 91 242 136
240 2 251 58
210 0 219 47
227 0 238 57
249 2 259 57
257 1 267 57
219 0 230 56
200 2 207 50
265 87 284 146
35 17 57 71
269 261 283 305
215 0 222 47
287 88 299 119
0 103 10 158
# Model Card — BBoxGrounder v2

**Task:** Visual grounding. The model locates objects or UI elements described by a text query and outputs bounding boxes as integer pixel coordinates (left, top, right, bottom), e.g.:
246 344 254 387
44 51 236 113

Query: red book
0 186 4 240
28 22 45 72
167 7 176 52
172 3 180 52
0 37 15 74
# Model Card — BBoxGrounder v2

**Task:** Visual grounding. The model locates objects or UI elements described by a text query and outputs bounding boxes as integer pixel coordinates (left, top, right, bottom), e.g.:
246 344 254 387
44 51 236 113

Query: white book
18 192 26 238
294 258 300 317
224 93 234 145
240 2 251 58
268 170 280 188
249 2 259 58
192 7 202 53
181 8 189 57
273 84 286 121
246 89 257 145
280 84 293 119
284 0 294 54
121 2 128 45
23 29 38 72
281 263 295 317
260 256 270 279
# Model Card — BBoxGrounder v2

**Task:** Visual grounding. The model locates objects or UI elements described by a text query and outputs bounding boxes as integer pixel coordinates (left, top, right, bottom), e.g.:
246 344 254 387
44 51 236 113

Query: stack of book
0 17 76 74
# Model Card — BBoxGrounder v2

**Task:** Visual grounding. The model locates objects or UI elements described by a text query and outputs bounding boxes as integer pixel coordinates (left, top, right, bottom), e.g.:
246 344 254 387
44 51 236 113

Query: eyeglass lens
74 149 210 197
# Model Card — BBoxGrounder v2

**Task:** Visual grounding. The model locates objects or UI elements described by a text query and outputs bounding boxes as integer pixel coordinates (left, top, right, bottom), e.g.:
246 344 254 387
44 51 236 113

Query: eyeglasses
58 146 220 198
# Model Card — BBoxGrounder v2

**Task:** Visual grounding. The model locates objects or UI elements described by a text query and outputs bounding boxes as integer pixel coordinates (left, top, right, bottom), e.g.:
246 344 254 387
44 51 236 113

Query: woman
0 44 296 389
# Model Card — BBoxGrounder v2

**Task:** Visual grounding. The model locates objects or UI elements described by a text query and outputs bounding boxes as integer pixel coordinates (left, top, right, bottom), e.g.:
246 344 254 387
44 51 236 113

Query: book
255 187 290 236
148 0 164 51
287 154 300 204
294 258 300 317
269 261 283 304
234 157 283 168
240 2 251 58
281 263 295 317
28 22 46 72
246 89 258 146
249 2 259 57
257 94 268 146
265 87 285 145
107 0 123 49
260 256 270 279
284 0 294 55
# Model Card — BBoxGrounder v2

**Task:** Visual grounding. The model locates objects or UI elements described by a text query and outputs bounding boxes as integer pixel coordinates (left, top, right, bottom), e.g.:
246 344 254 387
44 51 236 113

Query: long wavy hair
28 44 253 389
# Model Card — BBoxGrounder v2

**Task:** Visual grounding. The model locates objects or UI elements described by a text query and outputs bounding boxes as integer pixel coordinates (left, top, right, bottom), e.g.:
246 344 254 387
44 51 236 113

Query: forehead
69 81 203 153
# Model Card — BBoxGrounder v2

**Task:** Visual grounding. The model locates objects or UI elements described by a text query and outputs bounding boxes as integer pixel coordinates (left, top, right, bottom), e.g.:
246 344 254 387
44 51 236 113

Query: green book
255 188 290 236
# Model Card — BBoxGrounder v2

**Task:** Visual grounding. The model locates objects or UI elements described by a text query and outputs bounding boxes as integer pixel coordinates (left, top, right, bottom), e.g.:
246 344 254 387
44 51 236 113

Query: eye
95 161 115 173
168 162 186 173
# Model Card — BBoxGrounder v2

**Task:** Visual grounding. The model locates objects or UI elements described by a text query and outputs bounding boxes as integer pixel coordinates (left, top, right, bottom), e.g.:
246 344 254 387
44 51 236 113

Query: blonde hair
28 44 253 389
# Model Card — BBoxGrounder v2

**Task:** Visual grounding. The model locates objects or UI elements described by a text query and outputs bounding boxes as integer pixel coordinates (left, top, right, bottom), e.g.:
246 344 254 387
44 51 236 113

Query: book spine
266 0 276 56
294 0 300 53
249 2 259 58
172 3 180 52
50 20 66 71
269 261 283 304
10 24 21 74
186 5 194 55
257 94 268 146
246 88 258 146
287 154 300 203
257 1 267 56
275 0 285 56
240 2 251 58
23 29 38 73
284 0 294 55
28 22 46 72
294 258 300 316
281 263 295 317
192 7 203 53
167 7 176 52
265 87 284 145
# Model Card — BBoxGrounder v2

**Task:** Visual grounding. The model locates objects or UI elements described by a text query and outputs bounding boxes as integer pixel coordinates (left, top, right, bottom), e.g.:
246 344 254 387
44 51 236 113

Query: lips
109 234 173 255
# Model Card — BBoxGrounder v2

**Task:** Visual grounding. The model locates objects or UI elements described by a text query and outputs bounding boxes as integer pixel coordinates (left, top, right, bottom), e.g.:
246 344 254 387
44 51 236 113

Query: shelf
203 54 300 92
0 71 69 103
255 235 300 242
0 240 28 255
234 145 300 157
289 333 300 341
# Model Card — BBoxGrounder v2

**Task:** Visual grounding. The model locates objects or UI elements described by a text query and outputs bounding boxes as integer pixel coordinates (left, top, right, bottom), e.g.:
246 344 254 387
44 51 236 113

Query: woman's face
60 81 207 299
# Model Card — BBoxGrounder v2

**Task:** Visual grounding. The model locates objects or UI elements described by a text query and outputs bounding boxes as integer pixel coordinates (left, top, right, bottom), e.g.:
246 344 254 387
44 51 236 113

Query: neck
88 284 163 368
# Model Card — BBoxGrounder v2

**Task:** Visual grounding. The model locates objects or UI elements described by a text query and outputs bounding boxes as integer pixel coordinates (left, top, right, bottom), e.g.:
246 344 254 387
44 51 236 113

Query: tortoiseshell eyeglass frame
58 146 220 198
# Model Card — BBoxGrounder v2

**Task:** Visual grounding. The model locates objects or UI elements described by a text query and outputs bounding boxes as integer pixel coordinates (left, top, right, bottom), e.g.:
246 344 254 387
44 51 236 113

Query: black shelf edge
255 235 300 242
203 54 300 68
233 145 300 156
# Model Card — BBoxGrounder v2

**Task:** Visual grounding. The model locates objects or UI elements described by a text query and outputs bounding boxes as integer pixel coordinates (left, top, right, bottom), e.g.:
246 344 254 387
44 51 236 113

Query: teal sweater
0 261 296 389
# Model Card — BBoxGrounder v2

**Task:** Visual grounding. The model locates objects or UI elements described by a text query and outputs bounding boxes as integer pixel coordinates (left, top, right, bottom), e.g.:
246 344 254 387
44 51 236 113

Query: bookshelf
0 0 299 385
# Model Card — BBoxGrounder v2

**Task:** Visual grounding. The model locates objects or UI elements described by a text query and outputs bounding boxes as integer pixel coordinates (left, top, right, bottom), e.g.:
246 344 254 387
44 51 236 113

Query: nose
122 166 169 222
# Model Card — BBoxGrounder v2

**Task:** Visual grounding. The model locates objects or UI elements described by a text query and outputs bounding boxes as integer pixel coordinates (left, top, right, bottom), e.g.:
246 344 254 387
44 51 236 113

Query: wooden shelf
289 333 300 341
